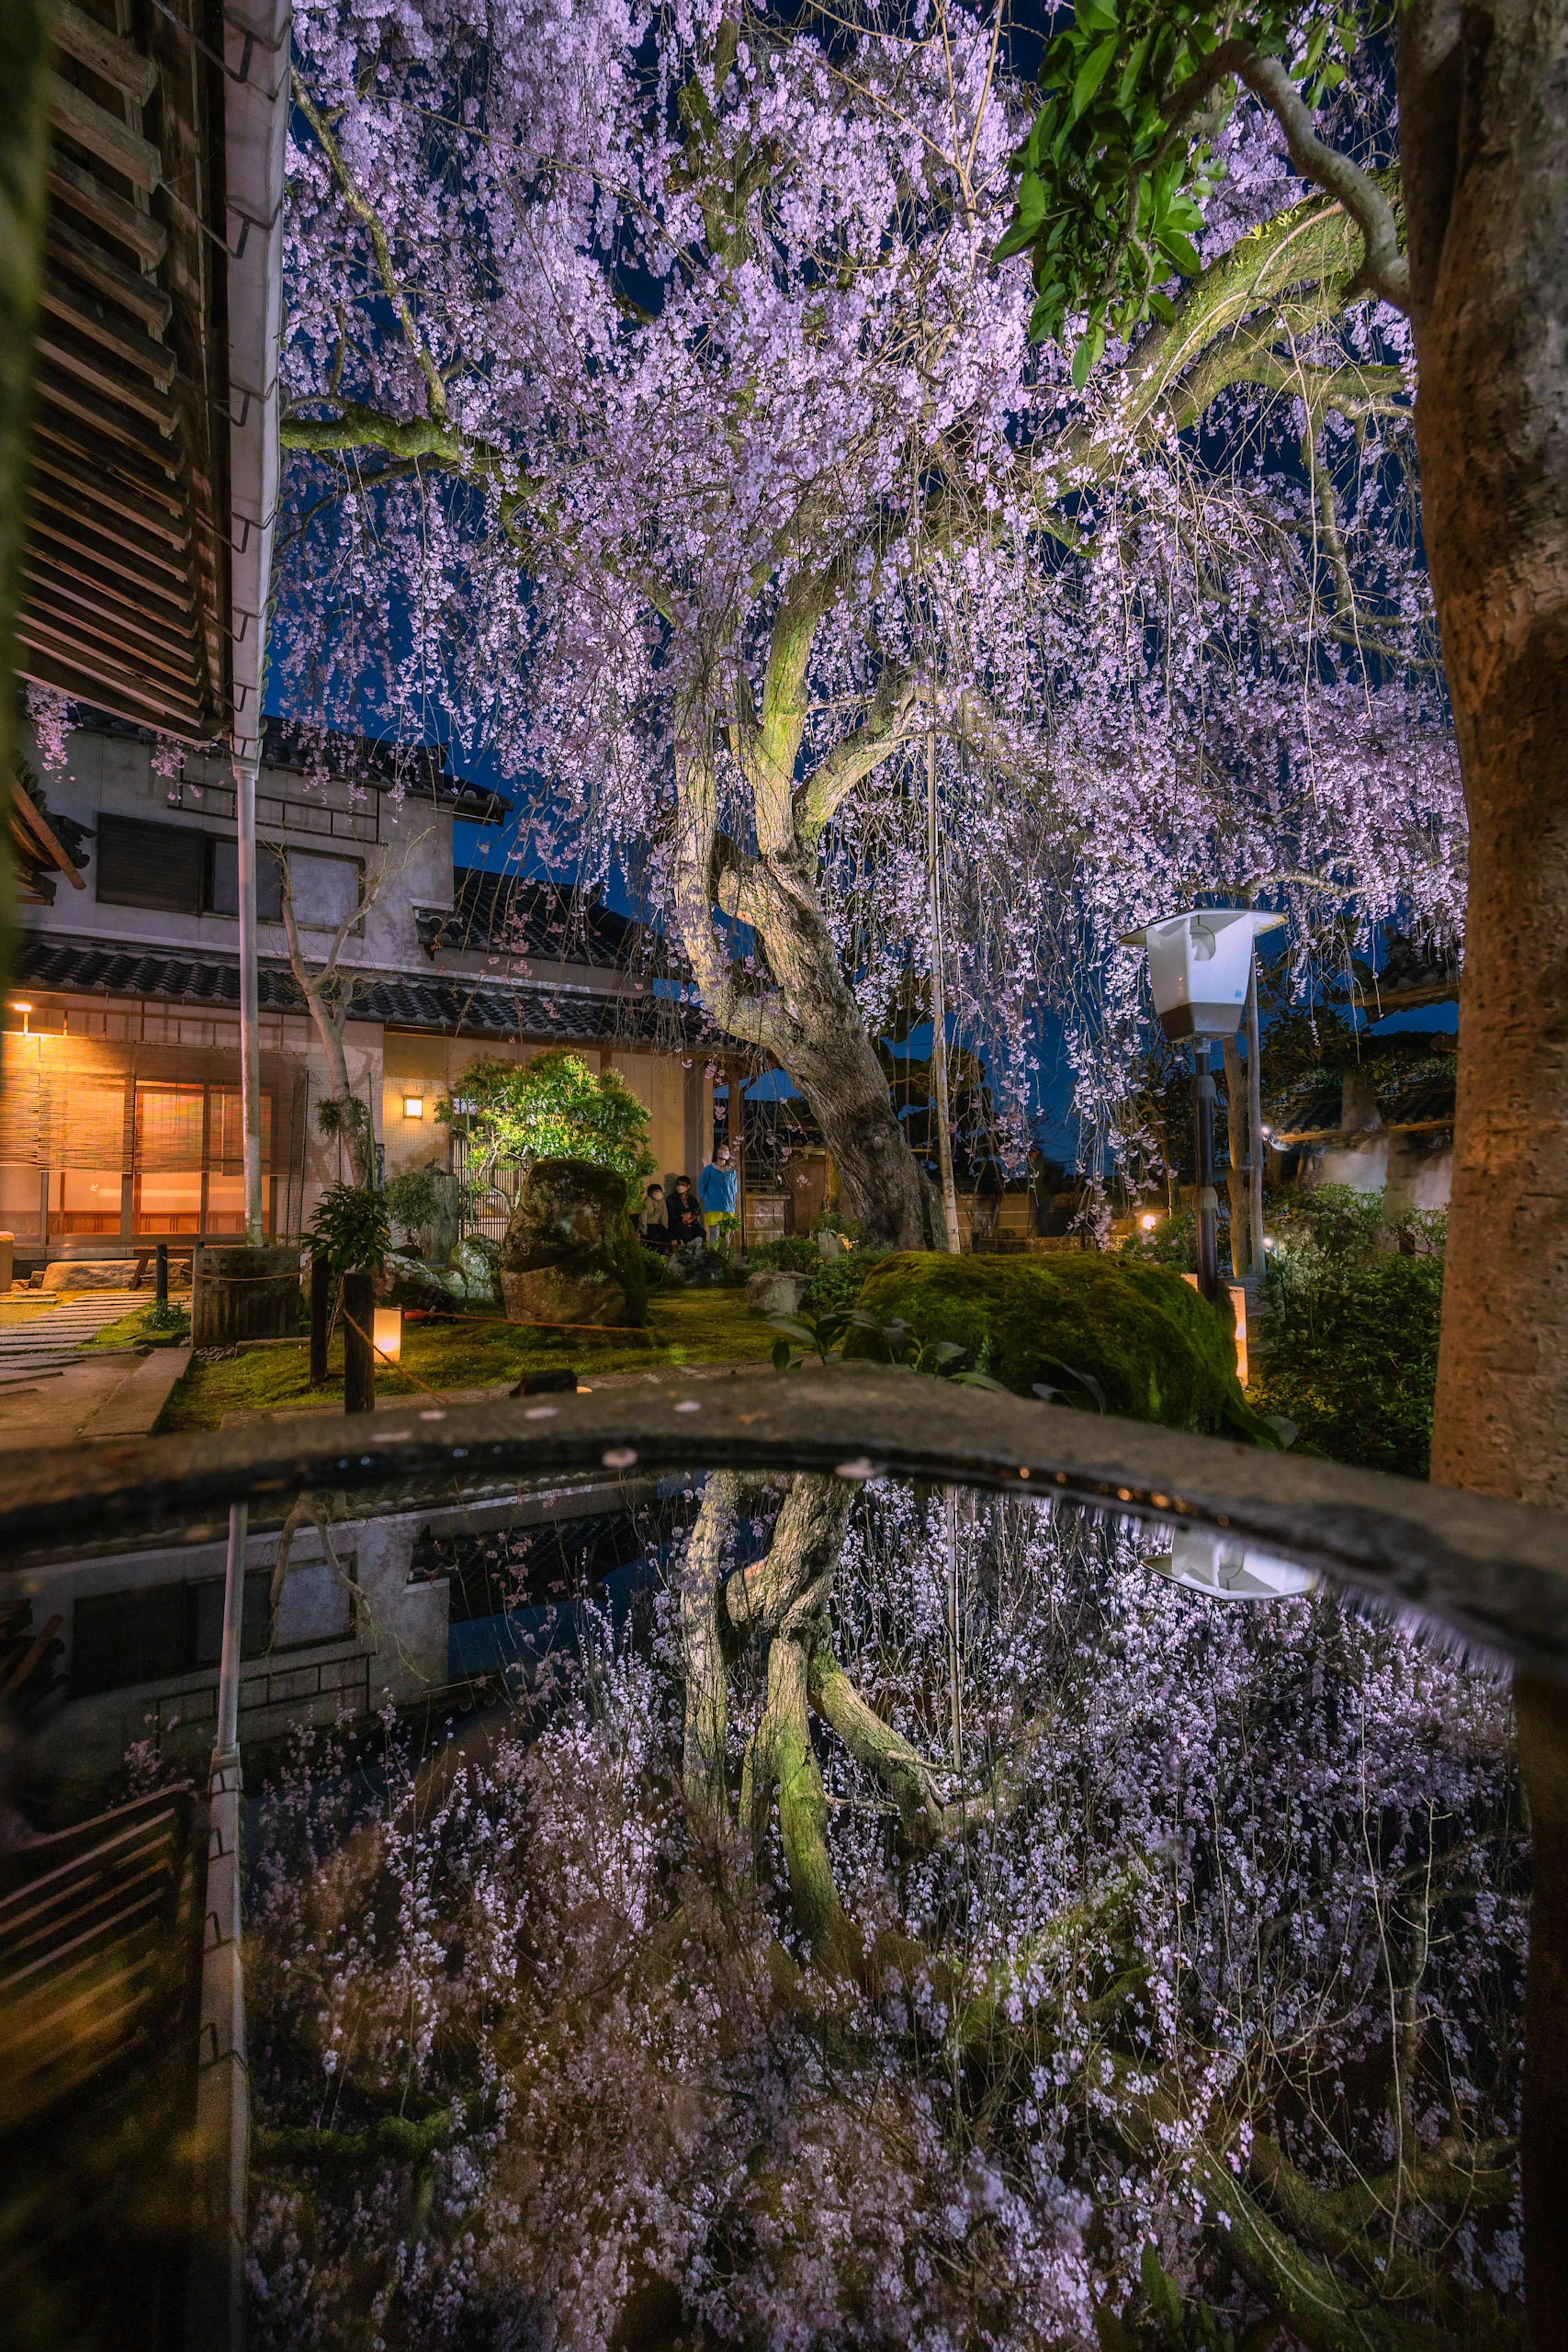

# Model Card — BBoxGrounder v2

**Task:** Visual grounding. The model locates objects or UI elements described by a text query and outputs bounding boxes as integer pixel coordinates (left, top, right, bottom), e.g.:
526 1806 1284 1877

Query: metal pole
1192 1046 1220 1302
215 1500 248 1761
927 731 962 1254
1245 954 1265 1277
236 752 264 1244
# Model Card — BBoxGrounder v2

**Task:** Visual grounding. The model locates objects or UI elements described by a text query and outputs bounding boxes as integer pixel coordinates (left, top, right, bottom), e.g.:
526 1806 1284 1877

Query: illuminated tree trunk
1401 13 1568 2342
1403 0 1567 1509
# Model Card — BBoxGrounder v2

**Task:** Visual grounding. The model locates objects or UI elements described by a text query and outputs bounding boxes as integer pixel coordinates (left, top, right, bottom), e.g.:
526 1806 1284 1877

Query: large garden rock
747 1269 810 1318
841 1251 1276 1443
499 1158 648 1329
382 1252 468 1311
452 1235 504 1311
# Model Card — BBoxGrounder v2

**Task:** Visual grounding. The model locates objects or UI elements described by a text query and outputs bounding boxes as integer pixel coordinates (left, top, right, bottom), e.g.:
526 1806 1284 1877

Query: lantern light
402 1093 425 1119
1139 1212 1158 1232
373 1307 403 1363
1119 907 1285 1041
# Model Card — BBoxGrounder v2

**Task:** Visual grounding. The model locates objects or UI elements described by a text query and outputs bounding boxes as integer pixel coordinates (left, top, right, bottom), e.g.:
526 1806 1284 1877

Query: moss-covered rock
500 1157 649 1328
842 1251 1276 1443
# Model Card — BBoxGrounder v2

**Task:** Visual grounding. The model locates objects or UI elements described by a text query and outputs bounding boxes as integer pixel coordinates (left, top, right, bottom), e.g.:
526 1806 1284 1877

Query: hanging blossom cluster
277 0 1461 1162
244 1489 1522 2346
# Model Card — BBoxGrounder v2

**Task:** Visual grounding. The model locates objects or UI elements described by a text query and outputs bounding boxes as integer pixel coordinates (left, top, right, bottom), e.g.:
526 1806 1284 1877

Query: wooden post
155 1241 168 1312
310 1251 330 1384
729 1059 746 1249
341 1269 375 1414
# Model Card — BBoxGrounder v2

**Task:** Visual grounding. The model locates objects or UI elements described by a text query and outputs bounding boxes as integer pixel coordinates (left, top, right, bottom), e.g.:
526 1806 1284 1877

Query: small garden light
373 1306 403 1362
1140 1212 1158 1232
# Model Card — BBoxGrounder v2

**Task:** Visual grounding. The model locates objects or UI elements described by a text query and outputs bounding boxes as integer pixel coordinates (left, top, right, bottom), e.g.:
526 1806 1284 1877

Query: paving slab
80 1347 193 1440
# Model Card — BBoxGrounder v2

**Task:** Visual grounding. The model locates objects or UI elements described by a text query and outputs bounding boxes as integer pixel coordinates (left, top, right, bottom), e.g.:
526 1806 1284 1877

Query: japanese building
2 714 718 1268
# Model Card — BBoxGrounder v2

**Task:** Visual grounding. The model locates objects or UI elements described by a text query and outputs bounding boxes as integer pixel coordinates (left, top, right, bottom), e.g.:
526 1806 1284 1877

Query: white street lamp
1121 907 1283 1300
1150 1527 1318 1602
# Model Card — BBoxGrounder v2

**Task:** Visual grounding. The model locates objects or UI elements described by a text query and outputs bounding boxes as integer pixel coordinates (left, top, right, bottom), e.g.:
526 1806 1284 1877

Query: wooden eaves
16 0 288 751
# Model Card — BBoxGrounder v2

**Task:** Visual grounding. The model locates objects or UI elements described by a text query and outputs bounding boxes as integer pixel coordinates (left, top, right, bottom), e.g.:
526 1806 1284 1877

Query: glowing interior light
402 1094 425 1118
373 1307 403 1362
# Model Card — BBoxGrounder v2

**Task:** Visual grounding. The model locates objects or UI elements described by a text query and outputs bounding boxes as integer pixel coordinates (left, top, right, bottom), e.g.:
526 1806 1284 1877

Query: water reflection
0 1464 1532 2348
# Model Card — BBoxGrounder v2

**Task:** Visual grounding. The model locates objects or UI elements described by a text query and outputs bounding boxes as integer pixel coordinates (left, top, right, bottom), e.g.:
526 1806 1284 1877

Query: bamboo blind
0 1035 300 1173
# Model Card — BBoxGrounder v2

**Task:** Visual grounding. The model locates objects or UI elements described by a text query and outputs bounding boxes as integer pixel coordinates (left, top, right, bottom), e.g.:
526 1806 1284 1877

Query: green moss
159 1288 780 1431
842 1251 1276 1443
83 1302 192 1350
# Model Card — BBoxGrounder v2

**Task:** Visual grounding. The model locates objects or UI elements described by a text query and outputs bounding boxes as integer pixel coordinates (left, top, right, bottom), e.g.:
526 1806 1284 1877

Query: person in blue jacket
697 1144 738 1244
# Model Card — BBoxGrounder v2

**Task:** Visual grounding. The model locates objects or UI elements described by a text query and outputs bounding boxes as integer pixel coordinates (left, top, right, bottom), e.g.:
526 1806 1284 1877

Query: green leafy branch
996 0 1405 386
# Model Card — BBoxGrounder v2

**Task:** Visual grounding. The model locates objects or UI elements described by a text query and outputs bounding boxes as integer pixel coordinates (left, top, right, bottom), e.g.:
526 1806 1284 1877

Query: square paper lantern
1120 908 1285 1041
373 1306 403 1363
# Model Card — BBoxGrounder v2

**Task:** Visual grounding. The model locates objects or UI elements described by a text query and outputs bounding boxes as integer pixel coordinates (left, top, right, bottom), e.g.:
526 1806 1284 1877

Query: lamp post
1121 907 1284 1303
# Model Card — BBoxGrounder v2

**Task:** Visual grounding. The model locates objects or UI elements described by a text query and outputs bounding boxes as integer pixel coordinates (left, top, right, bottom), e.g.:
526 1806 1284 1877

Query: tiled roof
416 867 682 973
16 934 703 1046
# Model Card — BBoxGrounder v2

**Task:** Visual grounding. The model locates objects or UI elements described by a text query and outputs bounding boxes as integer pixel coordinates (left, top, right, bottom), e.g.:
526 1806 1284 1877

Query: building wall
20 723 456 972
0 1508 450 1791
1303 1134 1453 1213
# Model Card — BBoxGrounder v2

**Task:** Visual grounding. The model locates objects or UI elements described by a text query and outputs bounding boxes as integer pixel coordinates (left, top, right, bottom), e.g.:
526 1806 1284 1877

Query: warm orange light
402 1094 425 1118
10 1001 31 1014
373 1306 403 1362
1140 1212 1158 1232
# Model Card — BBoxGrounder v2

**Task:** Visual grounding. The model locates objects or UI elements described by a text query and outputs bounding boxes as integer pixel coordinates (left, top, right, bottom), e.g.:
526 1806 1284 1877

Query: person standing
698 1144 738 1246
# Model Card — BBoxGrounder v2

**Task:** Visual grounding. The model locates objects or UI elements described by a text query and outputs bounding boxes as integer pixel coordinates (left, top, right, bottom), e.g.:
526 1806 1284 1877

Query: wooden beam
22 551 198 662
30 442 193 548
9 790 87 887
49 74 162 194
52 2 158 105
27 474 193 577
32 317 179 433
31 415 185 518
45 214 171 333
47 153 167 266
1271 1118 1454 1145
13 623 208 734
39 274 175 387
16 587 206 697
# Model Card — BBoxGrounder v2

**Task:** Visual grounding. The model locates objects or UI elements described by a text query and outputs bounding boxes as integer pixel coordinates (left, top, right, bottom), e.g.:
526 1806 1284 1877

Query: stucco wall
20 722 456 972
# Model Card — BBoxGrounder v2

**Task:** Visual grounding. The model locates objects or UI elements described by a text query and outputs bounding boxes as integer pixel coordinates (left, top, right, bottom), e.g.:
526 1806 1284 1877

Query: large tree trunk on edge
1401 9 1568 2345
1403 0 1567 1506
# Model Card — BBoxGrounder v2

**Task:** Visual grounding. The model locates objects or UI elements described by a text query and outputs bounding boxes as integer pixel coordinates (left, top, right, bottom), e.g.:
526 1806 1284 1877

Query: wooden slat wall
16 0 230 740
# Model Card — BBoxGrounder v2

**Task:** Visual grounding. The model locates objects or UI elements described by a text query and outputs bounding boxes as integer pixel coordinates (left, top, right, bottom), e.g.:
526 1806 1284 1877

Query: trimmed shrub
842 1251 1276 1442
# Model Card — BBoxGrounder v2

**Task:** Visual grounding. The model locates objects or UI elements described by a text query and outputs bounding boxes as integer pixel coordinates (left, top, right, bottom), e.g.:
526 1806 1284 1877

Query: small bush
802 1246 891 1316
640 1246 668 1289
746 1236 819 1273
1252 1187 1444 1478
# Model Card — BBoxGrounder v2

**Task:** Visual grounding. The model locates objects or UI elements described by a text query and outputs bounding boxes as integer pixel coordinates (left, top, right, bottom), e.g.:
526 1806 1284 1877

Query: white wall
19 722 456 972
